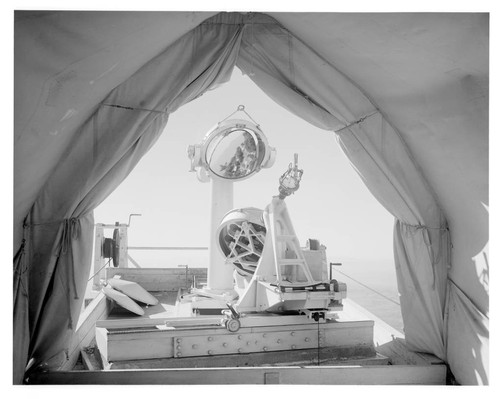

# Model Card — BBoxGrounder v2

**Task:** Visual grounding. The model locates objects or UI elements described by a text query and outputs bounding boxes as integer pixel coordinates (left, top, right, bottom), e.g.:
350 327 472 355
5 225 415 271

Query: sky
94 68 396 264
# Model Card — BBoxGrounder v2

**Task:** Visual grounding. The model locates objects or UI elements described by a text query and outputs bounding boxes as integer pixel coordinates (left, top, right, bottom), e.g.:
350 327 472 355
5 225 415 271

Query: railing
126 246 208 269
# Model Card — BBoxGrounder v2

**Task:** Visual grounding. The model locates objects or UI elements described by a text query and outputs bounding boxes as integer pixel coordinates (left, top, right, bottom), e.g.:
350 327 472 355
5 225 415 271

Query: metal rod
127 254 142 268
330 265 400 307
128 246 208 251
329 262 342 280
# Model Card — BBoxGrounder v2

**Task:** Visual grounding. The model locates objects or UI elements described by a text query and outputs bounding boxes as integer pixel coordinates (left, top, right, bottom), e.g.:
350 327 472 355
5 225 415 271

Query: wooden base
37 270 447 385
105 347 387 370
27 364 447 385
96 318 375 363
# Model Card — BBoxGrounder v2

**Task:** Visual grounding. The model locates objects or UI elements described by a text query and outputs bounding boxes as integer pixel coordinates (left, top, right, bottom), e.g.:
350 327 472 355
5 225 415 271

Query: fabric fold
236 12 449 359
18 15 244 381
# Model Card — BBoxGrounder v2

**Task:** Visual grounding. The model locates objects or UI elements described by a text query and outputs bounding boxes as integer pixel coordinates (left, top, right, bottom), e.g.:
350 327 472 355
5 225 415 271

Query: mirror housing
189 119 275 182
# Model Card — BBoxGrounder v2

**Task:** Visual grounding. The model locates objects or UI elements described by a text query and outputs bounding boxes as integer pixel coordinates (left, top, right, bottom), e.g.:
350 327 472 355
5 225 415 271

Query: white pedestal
207 178 235 291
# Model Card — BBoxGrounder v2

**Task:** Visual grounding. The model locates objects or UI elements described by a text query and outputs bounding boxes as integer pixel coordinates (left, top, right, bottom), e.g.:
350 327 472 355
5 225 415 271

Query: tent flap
237 12 448 359
17 14 243 381
446 280 489 385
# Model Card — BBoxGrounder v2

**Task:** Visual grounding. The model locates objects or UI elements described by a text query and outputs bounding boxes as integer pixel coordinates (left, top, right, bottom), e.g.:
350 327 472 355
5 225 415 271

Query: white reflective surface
206 129 260 179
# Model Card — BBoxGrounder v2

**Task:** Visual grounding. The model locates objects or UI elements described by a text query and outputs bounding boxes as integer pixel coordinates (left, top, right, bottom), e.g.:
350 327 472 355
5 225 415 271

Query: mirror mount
186 110 276 297
188 118 275 182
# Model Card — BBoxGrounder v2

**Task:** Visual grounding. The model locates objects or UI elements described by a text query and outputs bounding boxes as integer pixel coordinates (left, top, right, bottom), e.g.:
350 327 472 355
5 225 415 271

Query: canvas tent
14 11 488 385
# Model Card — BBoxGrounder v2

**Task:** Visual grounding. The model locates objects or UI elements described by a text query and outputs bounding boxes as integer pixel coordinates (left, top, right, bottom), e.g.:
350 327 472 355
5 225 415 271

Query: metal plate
174 329 319 358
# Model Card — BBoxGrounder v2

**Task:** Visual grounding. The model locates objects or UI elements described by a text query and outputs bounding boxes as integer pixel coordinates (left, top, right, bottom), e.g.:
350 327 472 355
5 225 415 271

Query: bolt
176 345 181 350
192 344 198 349
176 338 182 343
208 336 213 341
277 339 281 344
238 335 242 340
223 342 228 347
292 345 297 349
247 341 250 346
238 348 243 353
305 337 310 342
177 352 182 357
291 332 295 336
263 347 268 351
262 333 267 338
208 350 213 355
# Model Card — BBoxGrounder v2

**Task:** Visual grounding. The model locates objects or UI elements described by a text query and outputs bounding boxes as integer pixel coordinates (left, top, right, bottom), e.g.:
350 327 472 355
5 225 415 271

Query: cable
331 267 401 307
87 258 111 282
316 317 320 366
219 105 261 127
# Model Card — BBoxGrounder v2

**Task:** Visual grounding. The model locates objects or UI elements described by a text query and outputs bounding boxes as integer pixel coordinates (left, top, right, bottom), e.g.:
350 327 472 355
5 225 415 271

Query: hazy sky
94 68 395 263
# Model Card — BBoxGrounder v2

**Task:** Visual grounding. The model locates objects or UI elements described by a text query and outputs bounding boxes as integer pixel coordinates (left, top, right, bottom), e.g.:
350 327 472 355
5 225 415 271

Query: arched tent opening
90 66 401 328
14 12 488 385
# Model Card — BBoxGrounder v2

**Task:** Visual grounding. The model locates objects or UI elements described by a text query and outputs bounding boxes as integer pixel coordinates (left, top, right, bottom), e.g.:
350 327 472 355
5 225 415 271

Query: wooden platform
28 364 446 385
29 267 447 385
96 319 376 362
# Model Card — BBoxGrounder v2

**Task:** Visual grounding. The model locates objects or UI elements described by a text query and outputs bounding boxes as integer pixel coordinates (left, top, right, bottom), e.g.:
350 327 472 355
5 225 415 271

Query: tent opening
86 67 402 332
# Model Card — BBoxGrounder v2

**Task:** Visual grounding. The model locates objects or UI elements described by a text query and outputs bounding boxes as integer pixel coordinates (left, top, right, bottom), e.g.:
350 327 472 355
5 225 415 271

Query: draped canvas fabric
14 11 487 385
15 14 243 383
445 281 489 385
235 13 449 359
13 240 30 384
13 11 216 252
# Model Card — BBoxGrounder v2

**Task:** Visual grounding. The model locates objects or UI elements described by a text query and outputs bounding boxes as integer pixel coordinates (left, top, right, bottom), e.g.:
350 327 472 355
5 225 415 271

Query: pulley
101 227 120 267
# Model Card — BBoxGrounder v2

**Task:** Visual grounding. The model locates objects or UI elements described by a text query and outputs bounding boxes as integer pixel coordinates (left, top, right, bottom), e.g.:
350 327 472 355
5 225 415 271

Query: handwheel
225 318 241 333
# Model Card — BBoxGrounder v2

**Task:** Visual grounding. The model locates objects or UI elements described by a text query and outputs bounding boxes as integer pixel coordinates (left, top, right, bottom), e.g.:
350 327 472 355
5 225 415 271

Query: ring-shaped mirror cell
217 208 266 277
206 127 266 180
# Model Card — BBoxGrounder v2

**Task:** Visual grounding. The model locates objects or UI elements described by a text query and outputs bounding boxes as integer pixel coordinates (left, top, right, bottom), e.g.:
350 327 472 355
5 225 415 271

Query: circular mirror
206 128 265 180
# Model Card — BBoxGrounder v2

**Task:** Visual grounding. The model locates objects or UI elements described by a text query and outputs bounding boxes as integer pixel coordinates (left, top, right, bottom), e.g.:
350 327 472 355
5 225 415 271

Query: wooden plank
27 364 447 385
103 320 373 341
108 335 175 362
105 270 205 281
106 268 207 291
59 292 110 371
99 319 374 362
108 347 386 369
95 328 109 365
80 350 95 371
96 313 369 330
97 326 175 362
106 267 207 277
342 299 443 366
96 316 223 329
376 338 444 366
